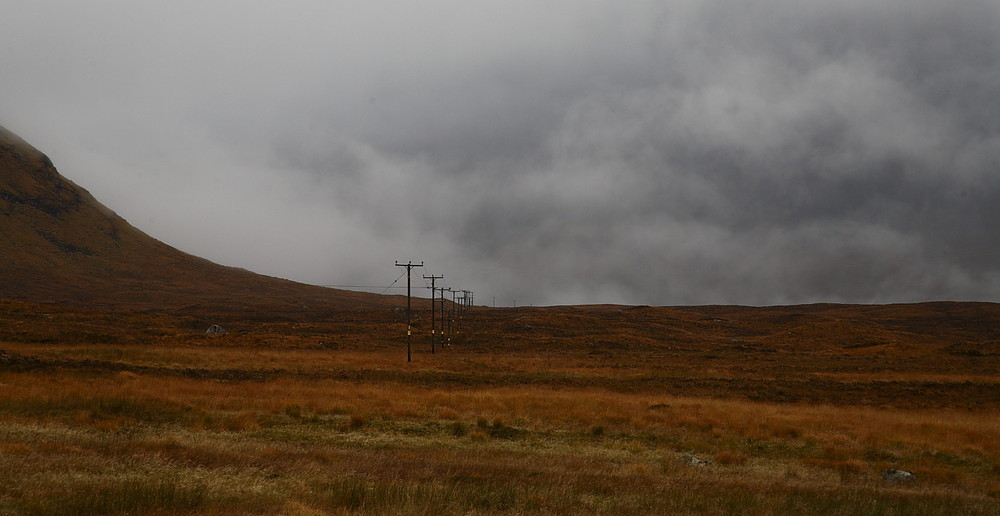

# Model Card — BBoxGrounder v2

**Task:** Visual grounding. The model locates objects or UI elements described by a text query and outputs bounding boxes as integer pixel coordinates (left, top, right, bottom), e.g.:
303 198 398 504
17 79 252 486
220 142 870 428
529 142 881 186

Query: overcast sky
3 1 999 306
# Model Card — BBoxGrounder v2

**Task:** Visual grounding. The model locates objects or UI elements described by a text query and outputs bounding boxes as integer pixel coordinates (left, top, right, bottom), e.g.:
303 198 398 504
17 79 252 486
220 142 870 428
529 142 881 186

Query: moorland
2 298 999 515
2 123 999 514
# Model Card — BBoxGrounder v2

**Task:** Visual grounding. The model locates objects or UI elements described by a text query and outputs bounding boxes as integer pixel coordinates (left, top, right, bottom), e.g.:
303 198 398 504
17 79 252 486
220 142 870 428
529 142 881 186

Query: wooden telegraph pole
442 288 453 348
395 261 423 362
451 288 459 343
423 274 443 354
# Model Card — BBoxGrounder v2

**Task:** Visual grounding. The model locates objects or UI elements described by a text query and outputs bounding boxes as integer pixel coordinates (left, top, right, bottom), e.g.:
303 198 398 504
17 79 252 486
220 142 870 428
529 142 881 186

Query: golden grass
2 410 997 515
3 369 998 473
3 300 1000 513
3 366 999 442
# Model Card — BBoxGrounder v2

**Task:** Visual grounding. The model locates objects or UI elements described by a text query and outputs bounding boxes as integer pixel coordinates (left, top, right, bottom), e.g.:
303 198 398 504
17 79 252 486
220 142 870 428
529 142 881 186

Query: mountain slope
0 124 390 312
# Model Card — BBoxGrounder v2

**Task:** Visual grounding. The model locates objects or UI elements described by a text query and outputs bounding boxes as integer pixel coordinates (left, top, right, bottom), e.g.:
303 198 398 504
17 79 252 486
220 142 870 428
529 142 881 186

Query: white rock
205 324 227 335
682 454 710 466
881 469 916 483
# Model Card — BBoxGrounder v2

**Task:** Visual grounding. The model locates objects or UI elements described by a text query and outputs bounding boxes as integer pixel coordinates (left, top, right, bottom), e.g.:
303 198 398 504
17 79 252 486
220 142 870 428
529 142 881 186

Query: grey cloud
2 1 999 305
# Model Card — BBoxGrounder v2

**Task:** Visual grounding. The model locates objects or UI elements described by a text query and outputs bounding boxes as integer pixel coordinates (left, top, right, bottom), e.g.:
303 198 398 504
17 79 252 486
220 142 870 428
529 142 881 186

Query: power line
321 285 410 289
380 269 409 295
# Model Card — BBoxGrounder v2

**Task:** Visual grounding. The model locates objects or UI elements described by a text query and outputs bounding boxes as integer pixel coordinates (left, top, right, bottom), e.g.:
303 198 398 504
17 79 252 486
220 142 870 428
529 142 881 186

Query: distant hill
0 124 392 312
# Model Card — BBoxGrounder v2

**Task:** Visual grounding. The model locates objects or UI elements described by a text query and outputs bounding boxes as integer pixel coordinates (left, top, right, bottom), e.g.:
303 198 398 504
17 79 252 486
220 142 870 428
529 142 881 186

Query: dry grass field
2 298 999 515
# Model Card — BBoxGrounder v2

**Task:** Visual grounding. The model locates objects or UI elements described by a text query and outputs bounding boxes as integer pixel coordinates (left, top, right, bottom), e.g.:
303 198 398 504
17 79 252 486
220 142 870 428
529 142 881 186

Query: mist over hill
0 124 388 312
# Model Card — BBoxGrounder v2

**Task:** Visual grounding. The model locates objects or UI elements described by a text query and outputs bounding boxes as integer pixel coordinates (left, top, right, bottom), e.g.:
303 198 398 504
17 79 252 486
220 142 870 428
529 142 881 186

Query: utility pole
451 289 460 340
423 274 443 354
442 288 452 348
395 261 423 362
441 288 451 349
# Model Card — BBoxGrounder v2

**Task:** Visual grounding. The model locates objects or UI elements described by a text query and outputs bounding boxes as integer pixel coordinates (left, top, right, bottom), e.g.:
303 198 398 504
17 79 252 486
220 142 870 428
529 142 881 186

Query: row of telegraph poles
395 261 475 362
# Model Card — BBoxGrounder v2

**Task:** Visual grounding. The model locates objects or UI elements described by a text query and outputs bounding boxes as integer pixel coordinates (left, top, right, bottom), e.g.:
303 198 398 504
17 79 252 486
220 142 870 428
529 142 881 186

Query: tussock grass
18 476 208 516
3 302 1000 515
3 393 200 427
317 477 524 514
2 412 999 515
3 369 998 460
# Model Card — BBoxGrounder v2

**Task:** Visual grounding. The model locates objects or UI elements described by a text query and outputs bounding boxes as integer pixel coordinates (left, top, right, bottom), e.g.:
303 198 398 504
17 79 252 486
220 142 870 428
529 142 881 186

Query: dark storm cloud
2 1 999 305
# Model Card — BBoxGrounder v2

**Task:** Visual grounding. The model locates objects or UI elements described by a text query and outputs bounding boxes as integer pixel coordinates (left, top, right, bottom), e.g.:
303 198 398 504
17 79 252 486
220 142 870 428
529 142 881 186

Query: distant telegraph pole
423 274 443 354
395 261 424 362
442 288 453 348
451 289 460 340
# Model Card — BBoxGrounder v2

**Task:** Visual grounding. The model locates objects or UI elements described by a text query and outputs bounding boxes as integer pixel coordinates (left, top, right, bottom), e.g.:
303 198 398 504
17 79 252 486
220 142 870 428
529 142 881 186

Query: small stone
682 454 710 466
881 469 916 483
205 324 227 335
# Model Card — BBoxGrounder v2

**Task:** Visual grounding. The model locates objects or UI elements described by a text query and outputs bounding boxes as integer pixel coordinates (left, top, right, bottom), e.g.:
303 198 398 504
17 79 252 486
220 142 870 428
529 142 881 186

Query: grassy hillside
0 124 390 312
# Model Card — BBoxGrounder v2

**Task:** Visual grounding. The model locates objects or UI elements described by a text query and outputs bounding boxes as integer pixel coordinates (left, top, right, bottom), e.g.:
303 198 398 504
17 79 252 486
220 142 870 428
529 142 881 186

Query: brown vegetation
3 125 999 513
2 298 999 514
